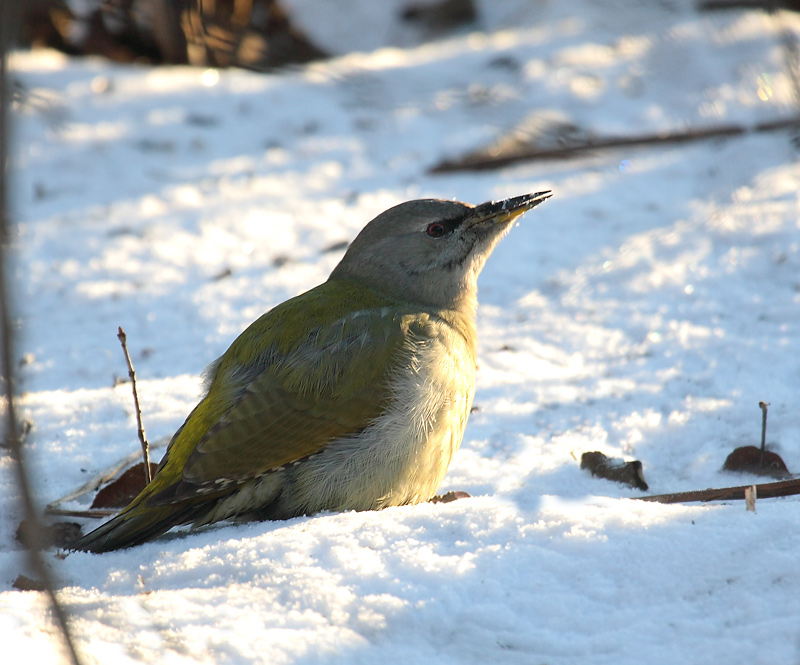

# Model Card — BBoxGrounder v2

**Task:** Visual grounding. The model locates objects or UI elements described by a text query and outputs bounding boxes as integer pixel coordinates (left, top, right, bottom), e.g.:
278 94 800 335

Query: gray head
329 192 552 312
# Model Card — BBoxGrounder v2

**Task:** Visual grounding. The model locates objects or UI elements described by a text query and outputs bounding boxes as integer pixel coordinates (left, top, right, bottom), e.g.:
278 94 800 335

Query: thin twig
117 327 152 485
429 117 800 173
759 401 769 468
45 508 118 519
0 5 83 663
637 477 800 504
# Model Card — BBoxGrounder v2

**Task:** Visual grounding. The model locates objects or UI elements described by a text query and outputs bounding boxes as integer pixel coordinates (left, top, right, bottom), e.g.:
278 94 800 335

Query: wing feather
148 282 426 504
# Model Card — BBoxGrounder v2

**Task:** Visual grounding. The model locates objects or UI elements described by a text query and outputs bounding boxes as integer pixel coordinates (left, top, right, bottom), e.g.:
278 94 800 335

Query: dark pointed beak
472 191 552 224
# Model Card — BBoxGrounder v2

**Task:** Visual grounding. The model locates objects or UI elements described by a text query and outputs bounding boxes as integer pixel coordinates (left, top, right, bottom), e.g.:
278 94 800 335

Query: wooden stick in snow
637 477 800 505
117 327 152 485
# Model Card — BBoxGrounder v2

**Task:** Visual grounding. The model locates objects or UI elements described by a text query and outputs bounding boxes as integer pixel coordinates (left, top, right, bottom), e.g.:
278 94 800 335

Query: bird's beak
472 190 552 225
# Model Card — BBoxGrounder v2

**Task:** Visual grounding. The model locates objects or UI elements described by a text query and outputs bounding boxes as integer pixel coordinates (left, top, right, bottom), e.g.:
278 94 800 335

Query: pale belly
271 318 476 516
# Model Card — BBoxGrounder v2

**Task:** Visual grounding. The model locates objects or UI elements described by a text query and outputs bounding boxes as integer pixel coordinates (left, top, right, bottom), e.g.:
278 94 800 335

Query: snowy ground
3 1 800 663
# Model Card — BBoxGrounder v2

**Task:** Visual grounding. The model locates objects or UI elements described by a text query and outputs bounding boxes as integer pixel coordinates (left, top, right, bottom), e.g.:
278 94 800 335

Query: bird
71 191 551 552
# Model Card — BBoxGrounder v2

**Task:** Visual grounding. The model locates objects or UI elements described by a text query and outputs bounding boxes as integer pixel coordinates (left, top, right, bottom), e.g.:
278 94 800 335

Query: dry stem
638 477 800 504
117 327 152 485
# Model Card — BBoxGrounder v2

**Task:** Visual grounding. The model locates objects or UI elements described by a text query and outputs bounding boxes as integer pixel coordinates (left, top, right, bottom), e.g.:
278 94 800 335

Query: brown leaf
430 491 471 504
13 574 46 591
581 451 649 491
15 520 83 549
91 462 159 509
722 446 791 479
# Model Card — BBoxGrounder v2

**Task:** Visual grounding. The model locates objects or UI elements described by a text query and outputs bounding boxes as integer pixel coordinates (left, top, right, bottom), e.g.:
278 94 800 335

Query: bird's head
330 191 551 312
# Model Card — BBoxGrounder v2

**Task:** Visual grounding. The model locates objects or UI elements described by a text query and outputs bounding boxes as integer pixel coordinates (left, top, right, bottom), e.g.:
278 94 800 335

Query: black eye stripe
425 214 464 238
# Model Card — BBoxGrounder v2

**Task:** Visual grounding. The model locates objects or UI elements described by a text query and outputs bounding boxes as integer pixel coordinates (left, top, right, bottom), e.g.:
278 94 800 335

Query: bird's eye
426 222 446 238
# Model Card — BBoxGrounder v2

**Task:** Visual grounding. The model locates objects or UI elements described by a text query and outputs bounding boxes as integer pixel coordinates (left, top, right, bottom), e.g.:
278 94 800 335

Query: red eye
426 222 446 238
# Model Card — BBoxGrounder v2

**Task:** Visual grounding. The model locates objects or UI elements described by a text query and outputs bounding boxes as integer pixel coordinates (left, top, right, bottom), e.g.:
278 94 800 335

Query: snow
3 1 800 663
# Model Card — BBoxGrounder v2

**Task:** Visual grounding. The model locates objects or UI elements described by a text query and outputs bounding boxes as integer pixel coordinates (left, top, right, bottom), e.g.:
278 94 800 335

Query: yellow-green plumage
71 192 550 552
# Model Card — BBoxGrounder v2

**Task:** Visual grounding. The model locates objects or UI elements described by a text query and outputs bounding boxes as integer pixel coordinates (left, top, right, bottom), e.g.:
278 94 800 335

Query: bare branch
429 117 800 173
638 477 800 504
759 401 769 468
0 2 82 662
117 327 152 485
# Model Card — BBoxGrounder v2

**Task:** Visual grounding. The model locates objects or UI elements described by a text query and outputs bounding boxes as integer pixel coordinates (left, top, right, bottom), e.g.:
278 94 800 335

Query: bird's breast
282 315 477 514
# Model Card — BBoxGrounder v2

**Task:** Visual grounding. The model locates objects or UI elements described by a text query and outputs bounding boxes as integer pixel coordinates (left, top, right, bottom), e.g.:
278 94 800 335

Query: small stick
638 477 800 504
759 401 769 469
428 117 800 173
117 327 152 485
745 485 757 512
2 6 81 660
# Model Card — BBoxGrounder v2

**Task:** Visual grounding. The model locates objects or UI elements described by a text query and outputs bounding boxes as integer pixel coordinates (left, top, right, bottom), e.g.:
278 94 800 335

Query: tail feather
70 501 213 553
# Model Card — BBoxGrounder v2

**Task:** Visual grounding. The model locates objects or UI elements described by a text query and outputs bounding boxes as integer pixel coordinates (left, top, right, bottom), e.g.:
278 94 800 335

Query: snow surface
3 1 800 663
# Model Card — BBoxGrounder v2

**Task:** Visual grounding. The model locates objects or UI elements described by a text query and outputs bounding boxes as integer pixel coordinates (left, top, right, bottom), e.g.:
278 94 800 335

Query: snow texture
3 1 800 663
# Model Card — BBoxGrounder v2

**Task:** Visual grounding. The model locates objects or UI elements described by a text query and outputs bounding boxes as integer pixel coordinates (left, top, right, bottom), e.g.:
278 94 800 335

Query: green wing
147 280 422 504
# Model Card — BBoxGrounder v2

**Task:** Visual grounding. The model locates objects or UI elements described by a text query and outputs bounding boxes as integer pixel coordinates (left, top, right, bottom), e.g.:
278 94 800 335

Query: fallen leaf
91 462 159 509
580 451 649 491
722 446 790 479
